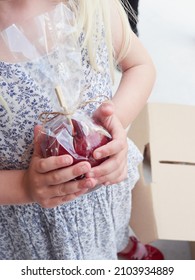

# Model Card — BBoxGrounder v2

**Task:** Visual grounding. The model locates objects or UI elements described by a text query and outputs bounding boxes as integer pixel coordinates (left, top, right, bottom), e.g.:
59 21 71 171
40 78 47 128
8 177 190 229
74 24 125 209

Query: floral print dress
0 8 142 260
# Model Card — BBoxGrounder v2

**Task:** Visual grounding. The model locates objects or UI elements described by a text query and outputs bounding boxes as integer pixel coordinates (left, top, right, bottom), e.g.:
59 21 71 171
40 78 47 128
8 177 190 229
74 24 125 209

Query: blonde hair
72 0 133 77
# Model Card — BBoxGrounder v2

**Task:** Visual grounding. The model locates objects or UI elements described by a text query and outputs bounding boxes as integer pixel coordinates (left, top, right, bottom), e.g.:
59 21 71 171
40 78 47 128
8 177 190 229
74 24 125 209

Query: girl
0 0 163 259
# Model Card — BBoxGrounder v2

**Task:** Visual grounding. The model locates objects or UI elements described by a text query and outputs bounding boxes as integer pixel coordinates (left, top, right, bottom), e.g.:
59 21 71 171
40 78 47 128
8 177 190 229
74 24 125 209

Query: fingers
87 114 128 186
86 154 128 185
30 106 128 207
36 177 96 208
28 157 96 208
36 155 73 173
93 138 127 160
29 126 100 209
93 101 114 125
48 177 95 198
42 188 89 208
97 164 128 185
37 160 91 184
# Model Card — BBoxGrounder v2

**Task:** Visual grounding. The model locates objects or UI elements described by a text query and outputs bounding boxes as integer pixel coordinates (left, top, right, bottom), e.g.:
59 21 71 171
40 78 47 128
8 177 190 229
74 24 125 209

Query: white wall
138 0 195 105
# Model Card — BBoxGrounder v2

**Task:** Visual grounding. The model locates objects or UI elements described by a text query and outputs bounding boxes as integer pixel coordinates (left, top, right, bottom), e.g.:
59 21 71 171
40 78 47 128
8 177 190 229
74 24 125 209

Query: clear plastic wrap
1 3 82 110
40 110 111 167
1 2 112 168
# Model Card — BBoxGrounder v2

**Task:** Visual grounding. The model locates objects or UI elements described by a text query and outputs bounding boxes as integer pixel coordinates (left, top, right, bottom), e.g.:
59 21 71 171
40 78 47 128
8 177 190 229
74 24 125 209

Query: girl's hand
22 126 96 208
86 101 128 185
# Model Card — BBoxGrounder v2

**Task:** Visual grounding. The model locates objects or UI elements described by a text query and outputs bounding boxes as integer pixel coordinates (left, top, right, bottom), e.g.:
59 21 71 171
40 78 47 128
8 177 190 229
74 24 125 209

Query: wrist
21 170 35 204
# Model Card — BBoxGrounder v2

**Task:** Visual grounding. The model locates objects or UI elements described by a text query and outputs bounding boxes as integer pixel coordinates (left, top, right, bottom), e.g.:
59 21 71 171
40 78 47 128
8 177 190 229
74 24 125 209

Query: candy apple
41 113 112 167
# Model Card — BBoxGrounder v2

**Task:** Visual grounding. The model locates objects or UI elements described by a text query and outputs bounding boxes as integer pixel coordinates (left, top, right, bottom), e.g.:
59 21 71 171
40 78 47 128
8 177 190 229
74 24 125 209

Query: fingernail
79 180 92 189
95 152 101 159
80 164 90 174
63 156 71 165
87 172 94 178
85 180 93 188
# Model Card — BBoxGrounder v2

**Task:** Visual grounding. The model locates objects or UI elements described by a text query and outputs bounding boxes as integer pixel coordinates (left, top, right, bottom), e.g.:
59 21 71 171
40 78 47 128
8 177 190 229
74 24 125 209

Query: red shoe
118 236 164 260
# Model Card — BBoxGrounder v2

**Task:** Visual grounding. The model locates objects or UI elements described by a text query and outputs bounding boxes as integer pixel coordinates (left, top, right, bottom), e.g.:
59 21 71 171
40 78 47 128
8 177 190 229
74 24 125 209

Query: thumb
93 100 115 122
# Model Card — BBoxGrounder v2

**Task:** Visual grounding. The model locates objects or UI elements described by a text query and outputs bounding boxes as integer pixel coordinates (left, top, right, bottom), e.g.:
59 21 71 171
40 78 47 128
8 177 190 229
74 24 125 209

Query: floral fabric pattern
0 30 142 259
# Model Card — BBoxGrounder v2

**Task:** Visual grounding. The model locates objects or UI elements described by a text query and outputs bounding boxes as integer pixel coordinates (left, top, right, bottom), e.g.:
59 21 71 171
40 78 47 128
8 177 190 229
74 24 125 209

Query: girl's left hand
85 101 128 185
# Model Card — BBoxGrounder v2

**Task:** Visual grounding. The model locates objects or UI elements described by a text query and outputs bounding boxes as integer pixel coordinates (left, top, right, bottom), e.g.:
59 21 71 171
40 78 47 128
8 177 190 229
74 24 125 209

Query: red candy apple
41 112 112 167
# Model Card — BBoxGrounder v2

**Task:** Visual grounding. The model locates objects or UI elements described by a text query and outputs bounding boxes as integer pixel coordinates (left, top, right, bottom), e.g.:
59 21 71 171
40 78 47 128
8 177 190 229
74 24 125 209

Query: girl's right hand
22 126 96 208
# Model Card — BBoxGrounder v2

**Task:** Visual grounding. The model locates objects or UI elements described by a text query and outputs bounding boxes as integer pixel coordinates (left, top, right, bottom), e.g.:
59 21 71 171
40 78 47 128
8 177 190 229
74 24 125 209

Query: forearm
112 62 156 129
110 3 156 128
0 170 32 205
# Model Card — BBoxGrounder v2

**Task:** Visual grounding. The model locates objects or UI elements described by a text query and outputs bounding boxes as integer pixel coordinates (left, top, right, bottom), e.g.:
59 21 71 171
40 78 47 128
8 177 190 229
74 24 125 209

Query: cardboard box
128 103 195 244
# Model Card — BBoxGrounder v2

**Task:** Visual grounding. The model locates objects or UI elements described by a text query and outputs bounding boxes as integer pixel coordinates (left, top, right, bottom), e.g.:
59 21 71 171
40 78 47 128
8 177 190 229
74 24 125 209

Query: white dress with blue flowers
0 28 142 259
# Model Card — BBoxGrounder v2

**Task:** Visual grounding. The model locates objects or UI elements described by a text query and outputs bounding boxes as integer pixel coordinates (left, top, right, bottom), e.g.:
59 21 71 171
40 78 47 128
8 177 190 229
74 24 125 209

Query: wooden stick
55 86 74 134
55 86 67 112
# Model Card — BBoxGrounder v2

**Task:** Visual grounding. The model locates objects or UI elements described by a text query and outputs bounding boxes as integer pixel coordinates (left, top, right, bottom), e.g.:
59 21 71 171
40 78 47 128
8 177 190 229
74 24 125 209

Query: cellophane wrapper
41 111 111 167
1 2 82 110
1 2 111 167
